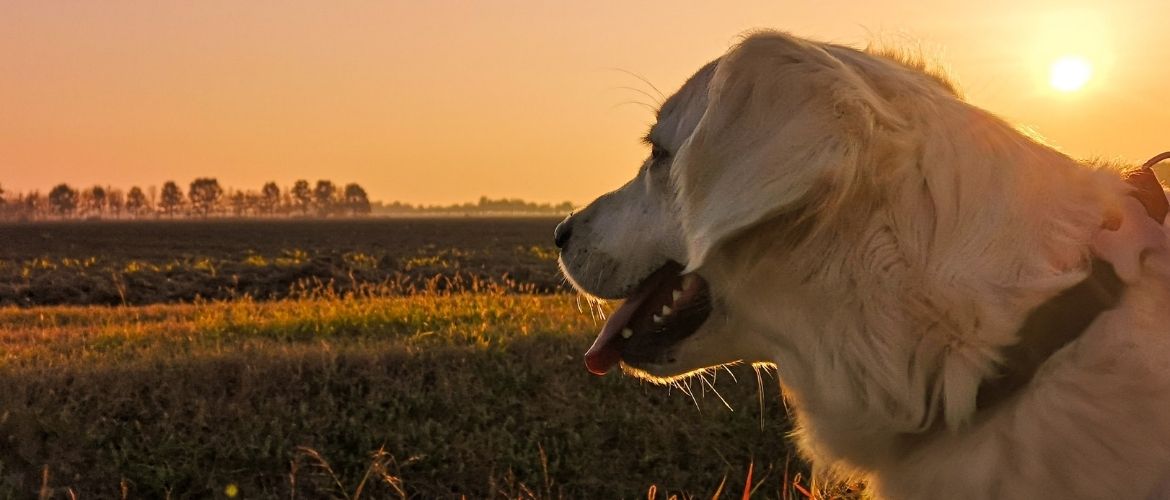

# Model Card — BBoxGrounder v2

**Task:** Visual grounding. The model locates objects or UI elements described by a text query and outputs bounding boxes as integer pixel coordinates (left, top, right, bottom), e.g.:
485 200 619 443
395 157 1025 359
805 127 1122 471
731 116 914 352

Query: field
0 218 566 307
0 219 838 498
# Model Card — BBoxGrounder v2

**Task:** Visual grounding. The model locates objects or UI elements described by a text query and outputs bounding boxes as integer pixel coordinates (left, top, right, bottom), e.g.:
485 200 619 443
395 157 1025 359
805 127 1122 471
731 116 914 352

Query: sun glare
1049 56 1093 92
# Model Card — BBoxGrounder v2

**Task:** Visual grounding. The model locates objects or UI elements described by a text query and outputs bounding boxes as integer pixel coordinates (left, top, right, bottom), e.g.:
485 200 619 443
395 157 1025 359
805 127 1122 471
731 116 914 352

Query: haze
2 1 1168 205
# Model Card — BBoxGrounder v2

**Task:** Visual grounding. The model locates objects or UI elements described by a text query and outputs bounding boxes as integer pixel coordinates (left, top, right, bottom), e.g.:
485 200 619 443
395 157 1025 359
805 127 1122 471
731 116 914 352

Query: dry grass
0 288 852 498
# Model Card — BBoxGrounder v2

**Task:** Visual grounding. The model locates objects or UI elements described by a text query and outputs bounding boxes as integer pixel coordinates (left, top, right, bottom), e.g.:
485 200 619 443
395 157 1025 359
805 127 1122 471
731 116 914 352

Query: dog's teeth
652 314 663 324
672 290 682 302
661 305 672 316
621 328 633 339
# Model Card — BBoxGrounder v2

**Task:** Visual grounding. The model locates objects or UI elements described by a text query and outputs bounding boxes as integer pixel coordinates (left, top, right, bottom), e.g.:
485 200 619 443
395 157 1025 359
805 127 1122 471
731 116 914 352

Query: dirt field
0 217 566 306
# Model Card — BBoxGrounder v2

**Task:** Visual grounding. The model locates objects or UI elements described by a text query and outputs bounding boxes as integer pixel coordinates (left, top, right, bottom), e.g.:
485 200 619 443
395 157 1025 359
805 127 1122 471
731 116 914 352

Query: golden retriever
556 31 1170 499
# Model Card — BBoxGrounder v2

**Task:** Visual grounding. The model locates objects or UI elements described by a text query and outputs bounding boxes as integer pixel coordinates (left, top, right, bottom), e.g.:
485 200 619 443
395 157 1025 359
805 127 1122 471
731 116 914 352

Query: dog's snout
554 216 574 249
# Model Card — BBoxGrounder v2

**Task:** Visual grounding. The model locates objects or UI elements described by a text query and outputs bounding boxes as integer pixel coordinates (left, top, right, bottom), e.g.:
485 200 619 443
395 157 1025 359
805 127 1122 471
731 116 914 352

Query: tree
245 191 261 216
87 185 107 217
0 184 5 206
107 188 124 219
159 181 184 217
291 180 312 215
343 183 371 216
48 183 79 216
188 178 223 217
126 186 149 216
260 182 281 215
228 190 247 216
22 191 42 220
313 180 337 216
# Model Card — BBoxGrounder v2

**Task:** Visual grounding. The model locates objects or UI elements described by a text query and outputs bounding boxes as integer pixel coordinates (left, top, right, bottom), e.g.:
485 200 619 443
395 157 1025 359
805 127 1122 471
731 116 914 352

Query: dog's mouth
584 261 712 375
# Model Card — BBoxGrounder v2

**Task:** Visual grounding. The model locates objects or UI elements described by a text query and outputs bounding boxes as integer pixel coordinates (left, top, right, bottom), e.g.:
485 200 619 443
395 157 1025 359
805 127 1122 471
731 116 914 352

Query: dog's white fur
559 31 1170 498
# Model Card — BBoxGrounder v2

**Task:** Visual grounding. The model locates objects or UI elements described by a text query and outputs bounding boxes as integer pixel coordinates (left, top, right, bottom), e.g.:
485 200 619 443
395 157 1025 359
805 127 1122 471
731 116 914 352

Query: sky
2 1 1168 205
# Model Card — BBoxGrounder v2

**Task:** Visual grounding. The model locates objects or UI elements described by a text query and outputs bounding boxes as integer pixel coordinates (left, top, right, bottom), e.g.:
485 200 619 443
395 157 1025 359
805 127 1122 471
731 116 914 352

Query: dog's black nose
554 217 573 249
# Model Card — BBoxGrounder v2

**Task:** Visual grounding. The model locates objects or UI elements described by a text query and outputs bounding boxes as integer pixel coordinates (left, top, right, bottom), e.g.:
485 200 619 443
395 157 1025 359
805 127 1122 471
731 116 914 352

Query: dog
556 31 1170 499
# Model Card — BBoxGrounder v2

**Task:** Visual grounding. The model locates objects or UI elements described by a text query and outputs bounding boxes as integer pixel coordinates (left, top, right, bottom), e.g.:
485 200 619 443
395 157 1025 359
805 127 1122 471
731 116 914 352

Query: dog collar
975 153 1168 410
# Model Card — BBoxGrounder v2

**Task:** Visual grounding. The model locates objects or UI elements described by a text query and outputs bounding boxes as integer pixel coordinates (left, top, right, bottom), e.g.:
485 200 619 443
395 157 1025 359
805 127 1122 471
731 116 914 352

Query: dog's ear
674 33 897 269
1092 196 1168 284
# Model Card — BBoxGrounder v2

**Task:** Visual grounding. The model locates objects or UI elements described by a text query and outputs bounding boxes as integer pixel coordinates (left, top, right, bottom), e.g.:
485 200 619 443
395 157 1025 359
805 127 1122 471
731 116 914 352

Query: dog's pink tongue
584 291 652 376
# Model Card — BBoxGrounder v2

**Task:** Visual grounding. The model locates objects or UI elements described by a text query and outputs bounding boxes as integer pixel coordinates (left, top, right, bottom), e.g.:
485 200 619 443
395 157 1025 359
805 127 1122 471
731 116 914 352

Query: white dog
556 31 1170 499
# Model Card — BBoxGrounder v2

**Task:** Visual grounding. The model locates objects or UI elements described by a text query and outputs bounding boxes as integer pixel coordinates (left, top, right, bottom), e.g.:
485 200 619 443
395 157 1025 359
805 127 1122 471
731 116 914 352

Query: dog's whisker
608 67 667 103
721 365 739 384
593 298 608 321
609 100 659 115
677 379 700 412
700 372 734 412
609 85 665 107
753 365 767 431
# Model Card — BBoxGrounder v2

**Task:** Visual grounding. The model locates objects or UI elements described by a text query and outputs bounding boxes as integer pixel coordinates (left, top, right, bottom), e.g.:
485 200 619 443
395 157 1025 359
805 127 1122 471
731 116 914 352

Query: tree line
378 196 575 215
0 179 371 221
0 180 576 222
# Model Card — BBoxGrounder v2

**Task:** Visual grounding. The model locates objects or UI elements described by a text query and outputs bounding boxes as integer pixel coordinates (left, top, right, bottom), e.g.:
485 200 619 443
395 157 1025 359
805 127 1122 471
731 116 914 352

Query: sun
1049 55 1093 92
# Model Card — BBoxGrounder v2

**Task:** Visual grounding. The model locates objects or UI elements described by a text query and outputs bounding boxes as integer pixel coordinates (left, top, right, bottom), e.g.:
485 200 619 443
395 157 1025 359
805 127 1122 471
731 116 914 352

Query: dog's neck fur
702 63 1147 485
973 256 1124 410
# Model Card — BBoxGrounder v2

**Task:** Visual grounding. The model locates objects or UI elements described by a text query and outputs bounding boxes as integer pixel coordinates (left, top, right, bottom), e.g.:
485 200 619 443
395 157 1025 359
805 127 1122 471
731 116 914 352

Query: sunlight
1049 55 1093 92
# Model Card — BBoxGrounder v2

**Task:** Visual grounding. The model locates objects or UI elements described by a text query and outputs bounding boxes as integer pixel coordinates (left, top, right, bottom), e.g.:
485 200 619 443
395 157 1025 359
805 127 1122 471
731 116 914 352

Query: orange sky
2 1 1168 205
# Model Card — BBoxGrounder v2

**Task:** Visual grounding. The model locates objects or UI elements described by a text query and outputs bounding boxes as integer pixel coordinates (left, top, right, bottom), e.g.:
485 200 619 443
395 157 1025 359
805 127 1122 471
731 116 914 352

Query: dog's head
558 33 911 381
558 31 1127 435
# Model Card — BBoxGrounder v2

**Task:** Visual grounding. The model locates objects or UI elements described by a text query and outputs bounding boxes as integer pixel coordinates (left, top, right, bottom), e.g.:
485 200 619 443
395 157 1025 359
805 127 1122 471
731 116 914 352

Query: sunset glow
1050 56 1093 92
1 2 1169 205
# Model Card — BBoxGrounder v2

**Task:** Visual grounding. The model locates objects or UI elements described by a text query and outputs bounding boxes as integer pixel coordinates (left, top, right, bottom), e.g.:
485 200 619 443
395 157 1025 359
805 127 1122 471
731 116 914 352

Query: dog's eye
651 145 671 162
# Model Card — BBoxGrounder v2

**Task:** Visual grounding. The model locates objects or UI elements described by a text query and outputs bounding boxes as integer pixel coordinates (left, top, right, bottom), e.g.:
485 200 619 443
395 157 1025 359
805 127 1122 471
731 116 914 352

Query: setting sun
1049 55 1094 92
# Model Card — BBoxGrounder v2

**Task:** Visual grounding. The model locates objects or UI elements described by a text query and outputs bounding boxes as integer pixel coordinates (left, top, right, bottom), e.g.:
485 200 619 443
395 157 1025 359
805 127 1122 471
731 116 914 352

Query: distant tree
159 181 184 217
291 179 312 215
126 186 149 216
313 180 337 216
48 183 79 216
107 188 124 219
188 178 223 217
245 191 261 216
380 200 417 214
260 181 281 215
343 183 371 216
0 184 5 206
23 191 42 220
228 190 247 216
86 185 107 217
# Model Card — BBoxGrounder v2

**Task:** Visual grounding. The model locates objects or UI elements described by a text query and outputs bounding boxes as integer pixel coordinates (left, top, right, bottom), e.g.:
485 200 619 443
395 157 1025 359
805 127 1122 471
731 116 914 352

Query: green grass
0 289 843 498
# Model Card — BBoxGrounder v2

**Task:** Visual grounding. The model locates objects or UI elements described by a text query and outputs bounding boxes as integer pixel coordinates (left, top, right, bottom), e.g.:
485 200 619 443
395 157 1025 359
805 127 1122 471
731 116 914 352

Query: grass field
0 219 856 498
0 286 855 498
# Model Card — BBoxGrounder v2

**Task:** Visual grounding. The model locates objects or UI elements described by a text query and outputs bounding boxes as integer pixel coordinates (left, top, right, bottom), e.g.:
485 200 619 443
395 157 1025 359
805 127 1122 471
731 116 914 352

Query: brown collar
976 153 1168 410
